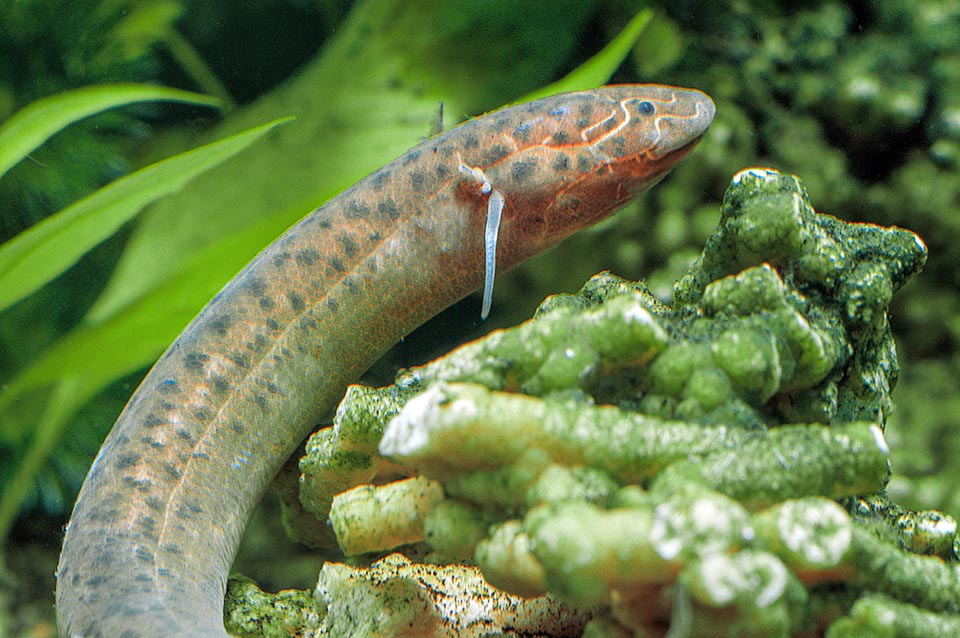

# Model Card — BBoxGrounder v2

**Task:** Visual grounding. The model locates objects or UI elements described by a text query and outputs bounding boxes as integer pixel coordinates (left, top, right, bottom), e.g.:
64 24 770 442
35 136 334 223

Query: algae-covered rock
229 168 958 637
313 554 589 638
223 576 324 638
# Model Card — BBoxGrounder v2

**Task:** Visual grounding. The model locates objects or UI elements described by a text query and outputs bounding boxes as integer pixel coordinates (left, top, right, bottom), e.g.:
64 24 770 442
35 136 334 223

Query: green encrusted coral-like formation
226 169 960 637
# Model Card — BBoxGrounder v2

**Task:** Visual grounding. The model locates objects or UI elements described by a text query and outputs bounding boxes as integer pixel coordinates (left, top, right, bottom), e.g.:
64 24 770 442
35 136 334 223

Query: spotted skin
56 85 714 637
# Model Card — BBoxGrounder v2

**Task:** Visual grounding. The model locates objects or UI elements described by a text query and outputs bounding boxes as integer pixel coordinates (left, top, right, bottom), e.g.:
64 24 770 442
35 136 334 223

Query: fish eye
637 101 656 115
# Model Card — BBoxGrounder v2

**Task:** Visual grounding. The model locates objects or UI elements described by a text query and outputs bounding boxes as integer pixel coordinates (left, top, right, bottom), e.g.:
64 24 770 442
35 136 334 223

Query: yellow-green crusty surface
241 169 960 638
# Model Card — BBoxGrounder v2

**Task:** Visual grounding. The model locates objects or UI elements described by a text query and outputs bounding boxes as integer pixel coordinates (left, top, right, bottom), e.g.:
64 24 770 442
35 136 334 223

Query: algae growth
223 168 960 637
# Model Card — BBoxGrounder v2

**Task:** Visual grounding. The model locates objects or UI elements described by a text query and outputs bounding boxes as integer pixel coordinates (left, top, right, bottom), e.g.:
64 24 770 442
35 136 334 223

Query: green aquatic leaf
0 83 220 180
0 116 293 314
0 380 83 540
516 8 653 104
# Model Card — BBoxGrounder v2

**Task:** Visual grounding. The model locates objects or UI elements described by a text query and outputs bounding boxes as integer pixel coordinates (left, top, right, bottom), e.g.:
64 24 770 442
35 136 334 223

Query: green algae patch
247 168 955 636
223 576 324 638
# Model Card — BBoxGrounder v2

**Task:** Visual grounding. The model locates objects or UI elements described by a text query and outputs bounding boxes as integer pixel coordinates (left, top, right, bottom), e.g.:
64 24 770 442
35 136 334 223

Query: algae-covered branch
225 169 960 638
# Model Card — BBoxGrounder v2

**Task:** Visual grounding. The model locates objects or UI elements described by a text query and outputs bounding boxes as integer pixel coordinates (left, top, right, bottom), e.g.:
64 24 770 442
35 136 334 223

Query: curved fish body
56 84 714 637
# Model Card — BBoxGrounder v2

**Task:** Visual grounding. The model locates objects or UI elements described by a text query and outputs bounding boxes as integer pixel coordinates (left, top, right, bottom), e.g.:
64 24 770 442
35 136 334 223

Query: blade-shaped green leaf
515 9 653 104
0 83 221 180
0 116 293 313
0 380 84 540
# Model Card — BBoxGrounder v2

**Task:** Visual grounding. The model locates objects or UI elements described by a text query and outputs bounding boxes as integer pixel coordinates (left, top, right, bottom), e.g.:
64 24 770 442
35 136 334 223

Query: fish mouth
651 89 716 158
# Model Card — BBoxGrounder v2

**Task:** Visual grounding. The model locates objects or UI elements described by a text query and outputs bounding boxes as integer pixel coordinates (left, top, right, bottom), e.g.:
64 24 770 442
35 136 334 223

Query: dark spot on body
577 153 594 173
266 382 280 394
192 451 211 460
552 154 571 172
372 170 391 191
331 257 346 273
338 234 358 258
213 375 231 395
176 428 192 441
410 170 426 192
162 462 182 480
296 248 321 266
145 496 165 511
482 144 510 164
230 421 246 434
251 333 270 352
491 115 509 132
288 291 306 312
192 406 213 421
510 159 537 182
255 395 269 411
401 149 422 166
326 297 340 312
369 230 381 242
85 575 108 588
378 199 400 220
134 573 153 583
115 453 141 469
550 130 570 145
266 318 280 331
208 315 231 336
317 219 332 229
161 543 182 555
143 413 165 428
176 502 202 518
137 515 156 532
122 476 152 491
184 352 209 371
89 504 120 523
347 200 371 219
227 352 249 369
435 163 451 179
135 547 154 563
272 251 292 268
245 277 267 297
462 134 480 149
259 296 275 310
160 378 180 394
213 374 233 394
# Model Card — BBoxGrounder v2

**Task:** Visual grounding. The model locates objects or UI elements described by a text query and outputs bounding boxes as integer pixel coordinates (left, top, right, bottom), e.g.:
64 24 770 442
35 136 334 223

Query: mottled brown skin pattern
56 85 714 637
